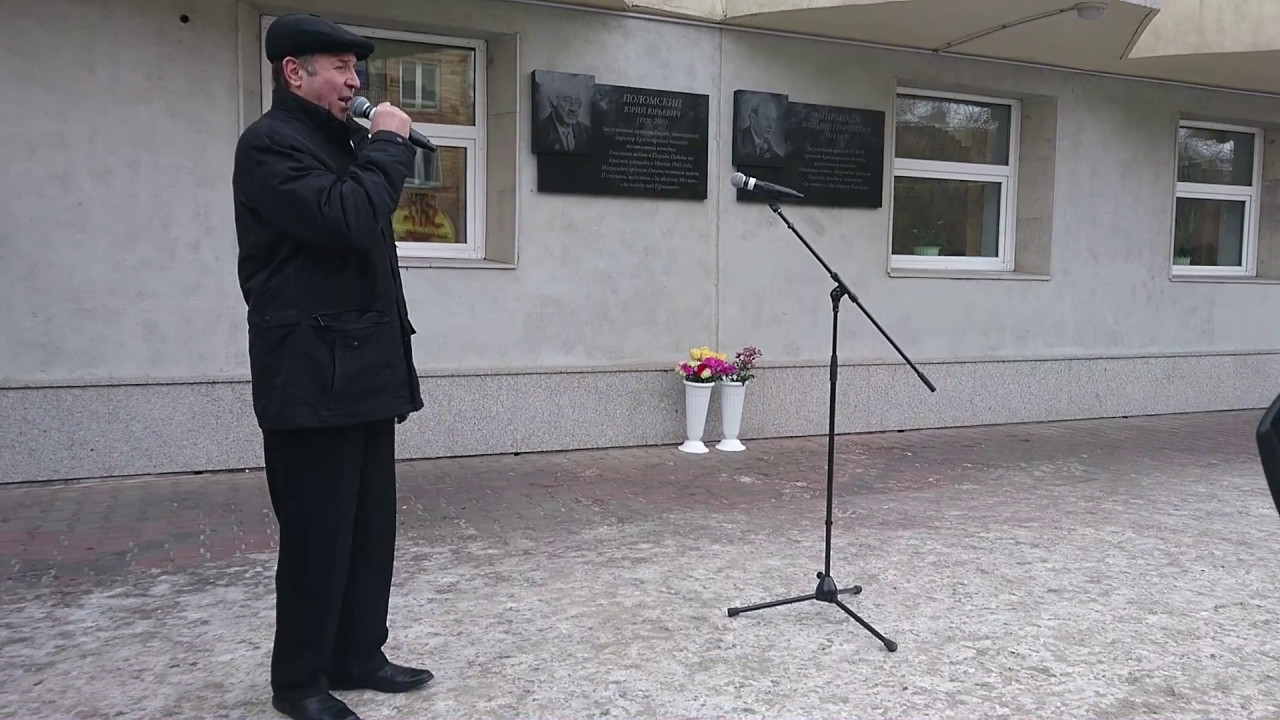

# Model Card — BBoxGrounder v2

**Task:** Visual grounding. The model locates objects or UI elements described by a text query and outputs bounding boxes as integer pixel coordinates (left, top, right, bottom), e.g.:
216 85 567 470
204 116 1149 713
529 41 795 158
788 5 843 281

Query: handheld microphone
730 171 804 200
350 97 437 152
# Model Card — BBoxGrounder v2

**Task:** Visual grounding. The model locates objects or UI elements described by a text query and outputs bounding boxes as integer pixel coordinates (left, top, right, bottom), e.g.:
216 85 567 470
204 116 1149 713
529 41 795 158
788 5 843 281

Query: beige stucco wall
2 0 1279 482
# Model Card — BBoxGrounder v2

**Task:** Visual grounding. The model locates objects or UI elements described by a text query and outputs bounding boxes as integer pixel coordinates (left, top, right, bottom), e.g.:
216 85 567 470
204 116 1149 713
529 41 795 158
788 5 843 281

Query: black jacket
232 88 423 430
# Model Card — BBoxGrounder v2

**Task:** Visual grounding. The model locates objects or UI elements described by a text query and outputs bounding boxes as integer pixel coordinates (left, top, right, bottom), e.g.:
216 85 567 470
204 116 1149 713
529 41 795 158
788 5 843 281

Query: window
890 89 1019 272
260 17 486 261
1172 121 1262 276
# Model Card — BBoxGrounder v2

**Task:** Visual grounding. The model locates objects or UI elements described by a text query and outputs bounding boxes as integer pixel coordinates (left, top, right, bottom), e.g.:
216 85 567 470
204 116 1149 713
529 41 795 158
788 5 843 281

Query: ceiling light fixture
1075 1 1108 20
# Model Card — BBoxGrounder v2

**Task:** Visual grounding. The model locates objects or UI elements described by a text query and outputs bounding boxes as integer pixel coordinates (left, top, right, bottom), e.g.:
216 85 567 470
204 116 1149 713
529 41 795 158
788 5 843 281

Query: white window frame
1171 120 1262 278
890 88 1020 272
259 16 486 262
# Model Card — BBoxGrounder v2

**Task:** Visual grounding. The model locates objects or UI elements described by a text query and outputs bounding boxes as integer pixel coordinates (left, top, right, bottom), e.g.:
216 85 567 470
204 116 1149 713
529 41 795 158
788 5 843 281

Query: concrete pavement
3 411 1279 718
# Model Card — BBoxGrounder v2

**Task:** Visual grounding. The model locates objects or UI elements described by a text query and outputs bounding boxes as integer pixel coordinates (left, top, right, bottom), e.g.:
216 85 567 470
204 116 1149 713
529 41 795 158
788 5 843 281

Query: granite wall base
3 352 1276 484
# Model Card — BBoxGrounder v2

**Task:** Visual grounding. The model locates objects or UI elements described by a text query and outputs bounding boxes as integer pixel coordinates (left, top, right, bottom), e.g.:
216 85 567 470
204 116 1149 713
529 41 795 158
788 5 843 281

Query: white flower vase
679 380 714 454
716 380 747 451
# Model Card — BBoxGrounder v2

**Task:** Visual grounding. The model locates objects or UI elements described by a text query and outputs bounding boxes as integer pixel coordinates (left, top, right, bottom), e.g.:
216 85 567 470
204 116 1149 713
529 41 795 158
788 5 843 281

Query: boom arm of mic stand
767 202 936 393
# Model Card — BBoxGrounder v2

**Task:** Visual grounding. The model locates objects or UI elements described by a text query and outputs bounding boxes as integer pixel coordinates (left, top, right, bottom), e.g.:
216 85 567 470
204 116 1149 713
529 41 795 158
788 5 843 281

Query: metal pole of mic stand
726 201 937 652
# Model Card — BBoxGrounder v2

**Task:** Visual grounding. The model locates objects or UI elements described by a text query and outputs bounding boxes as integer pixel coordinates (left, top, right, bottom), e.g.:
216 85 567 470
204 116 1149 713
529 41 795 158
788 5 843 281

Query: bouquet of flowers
677 346 735 384
723 346 762 384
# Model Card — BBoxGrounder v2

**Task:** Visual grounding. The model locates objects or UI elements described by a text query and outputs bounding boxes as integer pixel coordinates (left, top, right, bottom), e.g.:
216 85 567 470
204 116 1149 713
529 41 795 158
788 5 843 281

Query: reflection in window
356 39 474 126
393 146 467 246
890 89 1018 271
1177 126 1254 186
894 94 1011 166
891 177 1002 258
399 59 440 111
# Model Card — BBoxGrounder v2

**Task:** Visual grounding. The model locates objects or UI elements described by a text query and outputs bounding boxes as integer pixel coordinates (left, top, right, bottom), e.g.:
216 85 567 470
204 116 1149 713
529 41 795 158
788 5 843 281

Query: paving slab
3 411 1279 718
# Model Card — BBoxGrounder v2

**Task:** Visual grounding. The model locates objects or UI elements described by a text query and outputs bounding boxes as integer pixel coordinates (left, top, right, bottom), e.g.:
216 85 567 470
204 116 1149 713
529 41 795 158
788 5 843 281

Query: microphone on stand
730 171 804 200
350 97 437 152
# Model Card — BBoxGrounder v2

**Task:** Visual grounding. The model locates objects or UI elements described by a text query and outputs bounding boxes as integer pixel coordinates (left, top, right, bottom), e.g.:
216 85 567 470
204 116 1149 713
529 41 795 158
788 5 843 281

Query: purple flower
726 346 762 383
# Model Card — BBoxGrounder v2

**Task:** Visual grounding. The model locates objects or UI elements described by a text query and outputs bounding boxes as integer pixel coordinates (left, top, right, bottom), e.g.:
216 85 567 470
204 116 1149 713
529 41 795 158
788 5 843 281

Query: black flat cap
264 13 375 63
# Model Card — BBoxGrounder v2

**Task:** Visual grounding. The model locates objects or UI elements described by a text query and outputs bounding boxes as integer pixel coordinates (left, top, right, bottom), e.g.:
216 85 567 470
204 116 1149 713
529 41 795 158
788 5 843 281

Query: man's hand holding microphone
351 97 436 152
367 101 411 139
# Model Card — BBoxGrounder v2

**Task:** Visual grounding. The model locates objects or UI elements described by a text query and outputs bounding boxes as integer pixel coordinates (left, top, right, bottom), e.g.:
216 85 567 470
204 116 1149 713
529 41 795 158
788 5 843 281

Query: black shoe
330 662 433 693
271 692 359 720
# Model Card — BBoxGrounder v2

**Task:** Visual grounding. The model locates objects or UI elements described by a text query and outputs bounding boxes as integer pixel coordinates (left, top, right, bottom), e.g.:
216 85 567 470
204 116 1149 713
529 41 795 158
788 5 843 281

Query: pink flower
702 357 735 379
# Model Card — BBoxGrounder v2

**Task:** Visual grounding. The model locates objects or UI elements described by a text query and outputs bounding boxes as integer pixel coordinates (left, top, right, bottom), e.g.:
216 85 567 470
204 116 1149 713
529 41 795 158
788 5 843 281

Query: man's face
550 94 582 125
286 52 361 119
750 104 776 137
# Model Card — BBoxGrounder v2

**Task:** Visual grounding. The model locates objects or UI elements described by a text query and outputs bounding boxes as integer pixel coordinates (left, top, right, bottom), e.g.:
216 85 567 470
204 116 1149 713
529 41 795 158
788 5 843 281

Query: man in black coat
231 13 430 720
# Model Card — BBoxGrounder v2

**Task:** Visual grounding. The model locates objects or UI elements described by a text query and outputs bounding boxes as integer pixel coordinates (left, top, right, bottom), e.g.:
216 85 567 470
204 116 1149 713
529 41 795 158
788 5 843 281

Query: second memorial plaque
733 91 886 208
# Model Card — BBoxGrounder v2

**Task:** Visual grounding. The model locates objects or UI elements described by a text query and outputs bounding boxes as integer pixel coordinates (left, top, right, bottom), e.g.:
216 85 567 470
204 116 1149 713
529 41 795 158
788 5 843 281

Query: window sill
1169 273 1280 285
888 268 1050 281
398 256 516 270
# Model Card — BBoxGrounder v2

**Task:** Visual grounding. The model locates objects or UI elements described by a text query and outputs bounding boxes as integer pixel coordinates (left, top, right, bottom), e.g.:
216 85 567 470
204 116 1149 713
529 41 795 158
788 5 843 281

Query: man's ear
281 57 301 88
281 55 314 88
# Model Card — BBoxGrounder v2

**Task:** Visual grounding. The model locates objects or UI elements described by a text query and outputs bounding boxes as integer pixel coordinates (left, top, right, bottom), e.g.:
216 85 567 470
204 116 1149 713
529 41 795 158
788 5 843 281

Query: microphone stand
726 200 936 652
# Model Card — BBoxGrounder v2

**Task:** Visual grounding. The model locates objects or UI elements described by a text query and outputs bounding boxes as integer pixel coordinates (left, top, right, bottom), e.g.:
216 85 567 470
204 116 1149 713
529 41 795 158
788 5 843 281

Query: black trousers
263 419 398 701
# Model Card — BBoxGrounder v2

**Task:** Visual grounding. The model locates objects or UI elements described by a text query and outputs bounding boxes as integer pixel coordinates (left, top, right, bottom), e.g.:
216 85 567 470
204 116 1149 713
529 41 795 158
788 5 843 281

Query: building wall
3 0 1279 483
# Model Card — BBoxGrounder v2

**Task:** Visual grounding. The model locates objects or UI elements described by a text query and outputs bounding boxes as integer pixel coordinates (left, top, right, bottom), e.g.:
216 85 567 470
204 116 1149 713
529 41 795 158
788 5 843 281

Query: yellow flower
699 366 712 379
689 345 727 362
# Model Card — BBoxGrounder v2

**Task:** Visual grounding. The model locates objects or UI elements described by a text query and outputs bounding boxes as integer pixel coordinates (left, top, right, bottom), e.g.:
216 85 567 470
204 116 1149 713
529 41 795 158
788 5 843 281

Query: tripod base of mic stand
727 572 898 652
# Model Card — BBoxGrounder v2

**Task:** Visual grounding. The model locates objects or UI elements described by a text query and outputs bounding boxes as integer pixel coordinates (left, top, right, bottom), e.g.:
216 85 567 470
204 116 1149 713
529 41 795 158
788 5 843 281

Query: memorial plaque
733 94 885 208
534 71 710 200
